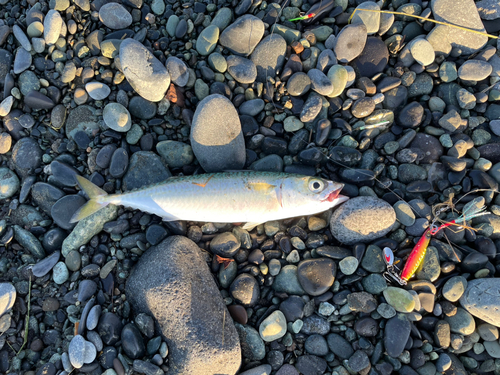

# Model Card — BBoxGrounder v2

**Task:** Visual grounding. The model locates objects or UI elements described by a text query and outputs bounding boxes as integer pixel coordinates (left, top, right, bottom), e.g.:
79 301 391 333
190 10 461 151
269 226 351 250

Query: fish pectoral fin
247 182 276 194
242 222 262 231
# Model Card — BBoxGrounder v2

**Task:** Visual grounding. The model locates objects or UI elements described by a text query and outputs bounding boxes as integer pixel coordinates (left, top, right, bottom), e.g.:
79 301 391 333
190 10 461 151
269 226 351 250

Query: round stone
103 103 132 132
0 167 20 199
330 197 396 245
85 81 110 100
334 23 367 63
259 310 287 342
287 72 311 96
339 256 358 275
52 261 69 284
297 258 336 296
120 38 171 102
226 55 257 84
230 273 259 307
383 287 416 313
190 94 245 172
327 65 348 97
410 38 435 66
443 276 467 302
99 3 132 29
196 25 219 56
458 60 492 81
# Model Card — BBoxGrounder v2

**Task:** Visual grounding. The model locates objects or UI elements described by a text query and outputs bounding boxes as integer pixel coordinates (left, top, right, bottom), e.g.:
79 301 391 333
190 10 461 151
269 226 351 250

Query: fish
71 171 348 230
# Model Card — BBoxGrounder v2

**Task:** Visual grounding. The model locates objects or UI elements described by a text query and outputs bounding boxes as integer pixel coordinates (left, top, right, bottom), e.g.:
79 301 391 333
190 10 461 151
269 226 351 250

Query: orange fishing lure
383 201 489 286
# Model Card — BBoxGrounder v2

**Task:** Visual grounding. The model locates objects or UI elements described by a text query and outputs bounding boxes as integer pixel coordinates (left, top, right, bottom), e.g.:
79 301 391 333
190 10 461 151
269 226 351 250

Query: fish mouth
322 187 346 203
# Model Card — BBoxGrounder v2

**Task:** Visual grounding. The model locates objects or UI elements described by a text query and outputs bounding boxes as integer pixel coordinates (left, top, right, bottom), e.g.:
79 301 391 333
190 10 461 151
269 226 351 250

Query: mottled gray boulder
460 278 500 327
251 34 287 82
126 236 241 375
219 15 264 56
190 94 245 172
330 197 395 245
428 0 488 55
120 38 170 102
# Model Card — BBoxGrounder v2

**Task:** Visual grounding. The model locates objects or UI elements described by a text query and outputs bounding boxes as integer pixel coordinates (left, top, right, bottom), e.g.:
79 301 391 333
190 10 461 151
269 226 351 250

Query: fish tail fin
70 176 109 223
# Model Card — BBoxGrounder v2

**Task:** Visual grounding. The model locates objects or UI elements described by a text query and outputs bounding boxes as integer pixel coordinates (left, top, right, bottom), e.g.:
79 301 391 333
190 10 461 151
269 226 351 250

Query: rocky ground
2 0 500 374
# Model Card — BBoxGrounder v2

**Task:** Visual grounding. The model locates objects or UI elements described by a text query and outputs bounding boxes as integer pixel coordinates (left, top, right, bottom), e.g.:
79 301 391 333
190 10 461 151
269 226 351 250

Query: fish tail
70 176 110 223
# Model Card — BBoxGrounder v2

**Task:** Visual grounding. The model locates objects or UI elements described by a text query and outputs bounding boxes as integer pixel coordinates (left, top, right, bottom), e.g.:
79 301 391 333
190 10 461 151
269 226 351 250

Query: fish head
283 176 349 215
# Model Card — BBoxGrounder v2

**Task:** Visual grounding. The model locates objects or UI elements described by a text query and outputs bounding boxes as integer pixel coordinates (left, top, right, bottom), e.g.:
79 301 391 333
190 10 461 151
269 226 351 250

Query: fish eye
308 179 324 193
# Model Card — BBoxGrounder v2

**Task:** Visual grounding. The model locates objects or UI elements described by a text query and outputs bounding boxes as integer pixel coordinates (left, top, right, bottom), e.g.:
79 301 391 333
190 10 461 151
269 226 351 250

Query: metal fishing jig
383 201 490 285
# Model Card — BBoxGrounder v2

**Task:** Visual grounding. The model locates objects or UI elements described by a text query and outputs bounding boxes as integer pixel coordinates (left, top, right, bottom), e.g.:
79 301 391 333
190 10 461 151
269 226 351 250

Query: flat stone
43 10 63 45
196 25 219 56
458 59 493 80
410 38 435 66
126 236 241 375
384 313 411 358
226 55 257 84
85 82 111 100
251 34 286 83
190 94 245 172
259 310 287 342
330 197 396 245
442 276 467 302
445 307 476 335
272 265 306 295
297 258 336 296
334 23 367 63
103 103 131 132
219 15 264 56
428 0 488 55
460 278 500 327
0 283 16 317
165 56 189 87
99 3 132 29
351 1 380 34
383 287 415 313
120 38 171 102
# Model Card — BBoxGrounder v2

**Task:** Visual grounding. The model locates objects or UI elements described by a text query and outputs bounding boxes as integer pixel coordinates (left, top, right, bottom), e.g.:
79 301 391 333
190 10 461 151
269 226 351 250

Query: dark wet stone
109 148 129 178
51 195 86 230
329 146 362 167
301 315 330 335
287 72 311 96
0 49 13 85
327 333 354 359
351 37 389 77
121 323 146 359
12 137 42 178
78 280 97 303
349 350 370 372
32 251 60 277
297 258 336 296
354 316 379 337
129 96 157 120
398 102 424 128
280 296 304 321
50 160 78 187
228 304 248 325
230 273 260 307
98 312 123 346
122 151 172 191
42 228 66 252
295 355 327 375
385 313 411 358
24 91 55 109
347 292 377 313
31 182 65 215
304 335 329 356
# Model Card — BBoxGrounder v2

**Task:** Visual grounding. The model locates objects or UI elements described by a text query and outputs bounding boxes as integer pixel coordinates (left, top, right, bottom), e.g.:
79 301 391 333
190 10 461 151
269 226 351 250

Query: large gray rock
330 197 396 245
460 278 500 327
219 15 264 56
251 34 287 82
126 236 241 375
428 0 488 55
190 94 246 172
119 39 170 102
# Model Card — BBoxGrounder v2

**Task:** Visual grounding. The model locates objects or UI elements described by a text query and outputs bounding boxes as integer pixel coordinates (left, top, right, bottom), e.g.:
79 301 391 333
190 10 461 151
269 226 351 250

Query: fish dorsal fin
242 222 262 231
247 182 276 194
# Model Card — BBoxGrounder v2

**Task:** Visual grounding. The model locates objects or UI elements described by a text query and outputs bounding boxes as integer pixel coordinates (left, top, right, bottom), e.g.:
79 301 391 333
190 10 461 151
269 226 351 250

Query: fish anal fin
247 182 276 194
242 222 262 231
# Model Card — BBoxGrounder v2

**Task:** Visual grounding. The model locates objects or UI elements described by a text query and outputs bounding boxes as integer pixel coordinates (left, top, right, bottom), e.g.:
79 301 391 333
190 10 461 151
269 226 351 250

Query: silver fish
71 172 348 230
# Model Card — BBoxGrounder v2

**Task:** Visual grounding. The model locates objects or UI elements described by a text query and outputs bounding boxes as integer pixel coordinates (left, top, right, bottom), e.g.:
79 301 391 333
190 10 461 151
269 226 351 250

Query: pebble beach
2 0 500 374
